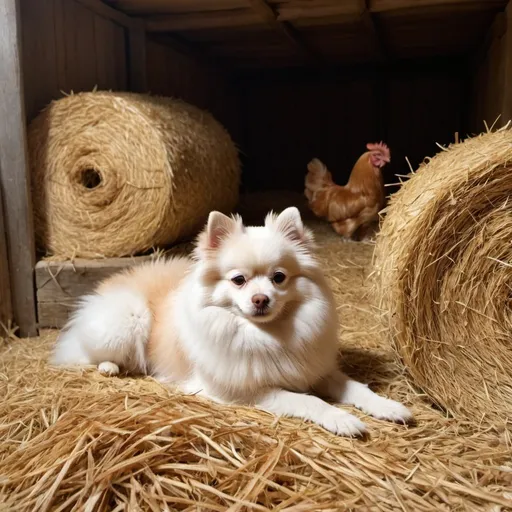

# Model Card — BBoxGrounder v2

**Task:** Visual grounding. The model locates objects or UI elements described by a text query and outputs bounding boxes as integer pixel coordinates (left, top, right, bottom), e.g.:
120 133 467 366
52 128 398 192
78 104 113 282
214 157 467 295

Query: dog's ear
200 211 243 251
265 207 311 244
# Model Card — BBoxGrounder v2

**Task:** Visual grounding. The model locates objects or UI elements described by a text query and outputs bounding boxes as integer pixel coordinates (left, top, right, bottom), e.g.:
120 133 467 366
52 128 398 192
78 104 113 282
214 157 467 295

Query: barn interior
21 0 511 195
2 2 512 510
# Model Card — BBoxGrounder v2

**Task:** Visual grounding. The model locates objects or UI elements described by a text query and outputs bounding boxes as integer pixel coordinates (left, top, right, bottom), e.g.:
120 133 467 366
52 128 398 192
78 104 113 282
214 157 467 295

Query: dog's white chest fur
170 278 339 403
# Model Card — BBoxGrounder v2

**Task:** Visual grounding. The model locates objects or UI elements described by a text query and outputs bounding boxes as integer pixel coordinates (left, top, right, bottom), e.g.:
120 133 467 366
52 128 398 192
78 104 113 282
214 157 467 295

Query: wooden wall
471 3 512 132
20 0 128 122
239 60 464 193
0 193 13 331
145 39 242 146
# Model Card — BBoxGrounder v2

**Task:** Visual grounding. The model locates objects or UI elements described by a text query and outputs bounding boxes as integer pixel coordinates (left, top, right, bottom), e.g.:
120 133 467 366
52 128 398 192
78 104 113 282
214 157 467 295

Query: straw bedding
1 193 511 511
373 128 512 427
28 91 240 258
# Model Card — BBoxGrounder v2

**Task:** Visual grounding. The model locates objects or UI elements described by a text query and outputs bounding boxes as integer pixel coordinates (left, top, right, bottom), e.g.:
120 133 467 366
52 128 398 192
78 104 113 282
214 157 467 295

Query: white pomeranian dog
51 207 411 436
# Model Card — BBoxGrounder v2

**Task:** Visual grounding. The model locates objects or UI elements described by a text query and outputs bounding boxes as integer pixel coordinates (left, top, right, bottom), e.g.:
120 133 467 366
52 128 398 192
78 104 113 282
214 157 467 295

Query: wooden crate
35 256 152 329
34 240 194 328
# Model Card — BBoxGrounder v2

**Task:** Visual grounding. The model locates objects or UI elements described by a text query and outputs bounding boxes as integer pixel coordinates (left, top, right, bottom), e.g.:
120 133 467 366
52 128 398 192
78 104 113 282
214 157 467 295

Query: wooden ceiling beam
76 0 142 28
370 0 506 14
246 0 320 62
105 0 247 15
359 0 387 62
469 11 506 71
149 33 237 76
145 9 260 32
277 2 359 22
143 0 507 32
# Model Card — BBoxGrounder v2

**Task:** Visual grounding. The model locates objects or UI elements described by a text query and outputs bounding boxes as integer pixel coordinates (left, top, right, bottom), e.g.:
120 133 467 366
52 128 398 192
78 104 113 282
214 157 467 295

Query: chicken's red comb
366 141 390 159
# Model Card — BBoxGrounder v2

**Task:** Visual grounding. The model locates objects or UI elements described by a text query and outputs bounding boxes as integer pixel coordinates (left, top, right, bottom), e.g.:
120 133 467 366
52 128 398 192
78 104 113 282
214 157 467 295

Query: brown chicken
304 142 390 239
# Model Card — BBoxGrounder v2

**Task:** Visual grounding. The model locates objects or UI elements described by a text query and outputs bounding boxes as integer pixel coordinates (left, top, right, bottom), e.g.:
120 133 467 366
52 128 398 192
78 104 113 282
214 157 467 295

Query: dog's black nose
252 294 270 307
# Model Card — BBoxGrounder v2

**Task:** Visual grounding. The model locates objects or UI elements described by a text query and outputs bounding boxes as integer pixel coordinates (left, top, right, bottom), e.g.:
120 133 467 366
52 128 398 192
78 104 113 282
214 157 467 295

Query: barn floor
1 193 511 511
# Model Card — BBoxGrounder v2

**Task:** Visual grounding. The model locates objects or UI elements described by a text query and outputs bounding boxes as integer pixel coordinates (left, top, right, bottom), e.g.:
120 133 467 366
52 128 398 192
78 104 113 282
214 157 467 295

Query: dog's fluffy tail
50 288 151 373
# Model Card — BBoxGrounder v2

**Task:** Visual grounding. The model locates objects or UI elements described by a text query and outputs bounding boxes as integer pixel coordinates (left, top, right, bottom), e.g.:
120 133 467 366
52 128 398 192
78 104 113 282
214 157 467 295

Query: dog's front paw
364 397 412 424
318 409 367 437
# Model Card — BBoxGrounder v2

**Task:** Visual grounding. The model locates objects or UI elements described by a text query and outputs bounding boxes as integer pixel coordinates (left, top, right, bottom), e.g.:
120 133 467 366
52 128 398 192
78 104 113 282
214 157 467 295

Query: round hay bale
28 91 240 258
373 127 512 425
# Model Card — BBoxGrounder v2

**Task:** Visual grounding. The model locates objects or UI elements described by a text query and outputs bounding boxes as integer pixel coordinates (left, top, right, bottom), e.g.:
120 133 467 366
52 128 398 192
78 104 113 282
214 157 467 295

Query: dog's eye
231 275 246 286
273 272 286 284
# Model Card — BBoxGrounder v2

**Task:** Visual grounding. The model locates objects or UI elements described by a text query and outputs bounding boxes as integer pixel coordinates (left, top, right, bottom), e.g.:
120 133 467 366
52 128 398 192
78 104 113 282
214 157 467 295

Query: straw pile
374 128 512 427
28 91 240 258
1 192 511 511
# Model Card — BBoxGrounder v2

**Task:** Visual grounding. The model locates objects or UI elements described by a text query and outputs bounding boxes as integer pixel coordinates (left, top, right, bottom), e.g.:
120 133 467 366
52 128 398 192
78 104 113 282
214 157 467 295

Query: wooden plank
37 302 75 330
54 0 68 94
469 10 509 131
94 14 119 90
22 0 130 117
140 0 505 30
20 0 60 121
63 0 99 93
75 0 139 28
93 14 129 91
149 33 235 75
471 11 506 70
277 1 360 21
0 192 13 331
359 0 386 62
127 25 148 92
114 23 128 89
36 256 153 328
104 0 248 14
142 0 505 30
146 9 262 31
370 0 507 12
502 1 512 125
247 0 320 63
0 0 38 337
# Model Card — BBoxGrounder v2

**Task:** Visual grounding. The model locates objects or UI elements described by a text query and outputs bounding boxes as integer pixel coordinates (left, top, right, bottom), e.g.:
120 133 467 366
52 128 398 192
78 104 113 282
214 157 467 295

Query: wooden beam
127 24 147 92
370 0 506 13
247 0 320 62
470 11 506 71
104 0 244 15
0 0 38 337
144 0 506 31
359 0 387 62
73 2 149 97
278 2 360 21
501 1 512 124
149 34 236 76
75 0 141 29
0 192 13 331
146 9 261 32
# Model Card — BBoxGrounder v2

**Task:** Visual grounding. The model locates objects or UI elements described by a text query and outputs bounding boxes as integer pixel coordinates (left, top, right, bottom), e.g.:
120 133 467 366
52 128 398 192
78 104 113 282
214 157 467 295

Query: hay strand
374 128 512 426
28 91 240 258
1 195 511 510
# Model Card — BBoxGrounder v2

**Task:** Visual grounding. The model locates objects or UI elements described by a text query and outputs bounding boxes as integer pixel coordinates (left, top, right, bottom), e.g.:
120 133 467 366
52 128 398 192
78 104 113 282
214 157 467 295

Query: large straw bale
374 127 512 425
28 91 240 258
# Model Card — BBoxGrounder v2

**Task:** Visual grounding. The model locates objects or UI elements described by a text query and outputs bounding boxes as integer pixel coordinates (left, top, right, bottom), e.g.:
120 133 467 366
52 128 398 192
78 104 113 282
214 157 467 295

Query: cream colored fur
51 207 412 436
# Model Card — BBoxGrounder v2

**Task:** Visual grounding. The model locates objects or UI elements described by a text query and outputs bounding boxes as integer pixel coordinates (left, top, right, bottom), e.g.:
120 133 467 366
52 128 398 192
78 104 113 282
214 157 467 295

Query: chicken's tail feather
307 158 328 176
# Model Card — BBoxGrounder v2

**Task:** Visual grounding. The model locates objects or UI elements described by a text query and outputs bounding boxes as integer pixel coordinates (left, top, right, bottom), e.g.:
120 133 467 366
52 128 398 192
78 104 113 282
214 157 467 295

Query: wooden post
502 1 512 124
0 191 13 332
127 24 147 93
0 0 38 337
